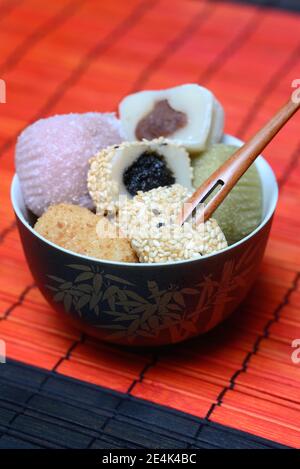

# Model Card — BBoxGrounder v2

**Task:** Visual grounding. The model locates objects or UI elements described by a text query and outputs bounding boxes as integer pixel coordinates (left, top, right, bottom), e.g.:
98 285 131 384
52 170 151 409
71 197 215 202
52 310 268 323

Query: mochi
15 113 124 216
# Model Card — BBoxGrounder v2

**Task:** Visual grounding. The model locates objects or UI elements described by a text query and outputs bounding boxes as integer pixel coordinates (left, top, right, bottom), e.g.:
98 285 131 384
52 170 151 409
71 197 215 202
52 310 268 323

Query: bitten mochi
119 84 224 151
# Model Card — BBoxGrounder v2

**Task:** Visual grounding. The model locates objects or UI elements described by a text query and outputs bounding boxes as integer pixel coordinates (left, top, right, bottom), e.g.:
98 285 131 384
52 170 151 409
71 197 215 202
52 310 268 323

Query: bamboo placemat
0 359 287 449
0 0 300 448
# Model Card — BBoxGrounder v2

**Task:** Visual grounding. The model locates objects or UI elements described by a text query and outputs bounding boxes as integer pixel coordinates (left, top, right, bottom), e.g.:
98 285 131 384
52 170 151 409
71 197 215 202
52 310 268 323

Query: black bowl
11 136 278 346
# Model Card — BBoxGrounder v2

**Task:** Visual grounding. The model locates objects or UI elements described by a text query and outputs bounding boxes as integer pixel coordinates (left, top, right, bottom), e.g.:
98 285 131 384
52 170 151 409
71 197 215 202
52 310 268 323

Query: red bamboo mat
0 0 300 448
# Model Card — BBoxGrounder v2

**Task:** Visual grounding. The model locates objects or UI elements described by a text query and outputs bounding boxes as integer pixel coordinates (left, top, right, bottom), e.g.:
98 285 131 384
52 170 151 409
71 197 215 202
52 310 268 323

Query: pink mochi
15 113 124 216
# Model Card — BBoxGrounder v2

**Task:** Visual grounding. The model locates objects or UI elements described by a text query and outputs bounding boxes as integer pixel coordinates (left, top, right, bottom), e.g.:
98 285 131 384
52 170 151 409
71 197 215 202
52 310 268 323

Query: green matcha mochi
192 144 262 245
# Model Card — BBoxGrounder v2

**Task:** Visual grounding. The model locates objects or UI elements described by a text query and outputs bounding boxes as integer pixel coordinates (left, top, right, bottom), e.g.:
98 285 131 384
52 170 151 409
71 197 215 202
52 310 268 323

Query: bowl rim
11 136 278 268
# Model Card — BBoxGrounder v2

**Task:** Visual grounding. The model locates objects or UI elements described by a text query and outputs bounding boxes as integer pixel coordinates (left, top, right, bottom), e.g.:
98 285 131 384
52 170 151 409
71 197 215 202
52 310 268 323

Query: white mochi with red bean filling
207 97 224 146
119 84 224 152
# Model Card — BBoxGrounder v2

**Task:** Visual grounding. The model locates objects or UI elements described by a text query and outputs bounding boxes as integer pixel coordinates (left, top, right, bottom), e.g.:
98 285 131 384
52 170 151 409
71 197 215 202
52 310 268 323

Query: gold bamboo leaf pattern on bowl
46 264 134 317
102 281 200 343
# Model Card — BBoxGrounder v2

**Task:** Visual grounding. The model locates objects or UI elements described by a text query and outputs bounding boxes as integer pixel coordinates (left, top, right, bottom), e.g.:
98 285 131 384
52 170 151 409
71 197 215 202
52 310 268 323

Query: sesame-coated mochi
118 185 228 263
15 113 124 216
88 138 193 216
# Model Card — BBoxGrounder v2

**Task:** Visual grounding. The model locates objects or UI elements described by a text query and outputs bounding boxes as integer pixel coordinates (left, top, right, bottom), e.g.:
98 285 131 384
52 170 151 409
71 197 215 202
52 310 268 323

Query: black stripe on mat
228 0 300 12
0 359 289 449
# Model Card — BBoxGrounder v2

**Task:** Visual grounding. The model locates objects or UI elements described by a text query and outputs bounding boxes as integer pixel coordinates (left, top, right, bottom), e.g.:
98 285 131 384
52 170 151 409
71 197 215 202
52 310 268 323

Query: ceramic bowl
11 135 278 346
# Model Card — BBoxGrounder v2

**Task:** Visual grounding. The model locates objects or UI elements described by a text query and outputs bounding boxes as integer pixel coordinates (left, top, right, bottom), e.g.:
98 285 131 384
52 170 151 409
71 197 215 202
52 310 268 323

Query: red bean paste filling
123 151 175 196
135 99 187 140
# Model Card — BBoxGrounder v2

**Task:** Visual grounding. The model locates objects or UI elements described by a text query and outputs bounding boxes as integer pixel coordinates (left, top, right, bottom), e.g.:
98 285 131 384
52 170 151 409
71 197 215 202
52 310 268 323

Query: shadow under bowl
11 135 278 346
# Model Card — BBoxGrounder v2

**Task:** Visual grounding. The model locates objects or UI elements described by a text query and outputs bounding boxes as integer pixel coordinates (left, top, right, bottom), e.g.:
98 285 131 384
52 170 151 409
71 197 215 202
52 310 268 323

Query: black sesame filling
123 151 175 196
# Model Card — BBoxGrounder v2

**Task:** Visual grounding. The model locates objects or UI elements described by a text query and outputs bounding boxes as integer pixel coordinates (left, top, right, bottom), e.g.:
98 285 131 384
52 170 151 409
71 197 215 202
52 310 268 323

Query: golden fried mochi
34 204 138 263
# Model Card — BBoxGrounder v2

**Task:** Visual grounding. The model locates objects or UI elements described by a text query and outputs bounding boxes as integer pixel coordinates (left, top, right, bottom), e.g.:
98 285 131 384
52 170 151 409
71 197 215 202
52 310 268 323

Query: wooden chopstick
179 97 300 225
